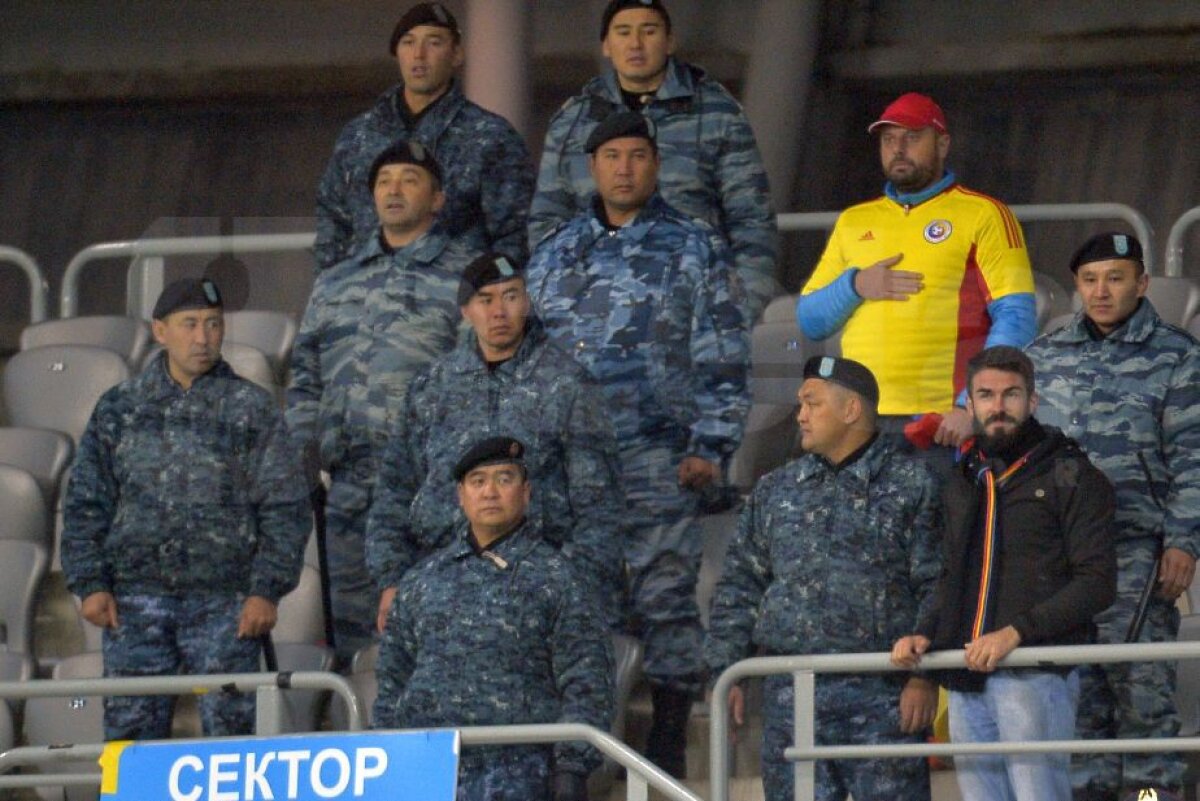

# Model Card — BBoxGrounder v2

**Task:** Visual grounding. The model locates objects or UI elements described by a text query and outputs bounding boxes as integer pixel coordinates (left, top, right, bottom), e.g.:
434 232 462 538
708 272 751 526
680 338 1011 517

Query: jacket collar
447 317 548 377
142 351 237 400
384 79 466 136
584 192 672 244
354 228 452 268
884 170 957 208
592 58 701 104
1054 298 1161 345
792 434 896 488
448 519 539 564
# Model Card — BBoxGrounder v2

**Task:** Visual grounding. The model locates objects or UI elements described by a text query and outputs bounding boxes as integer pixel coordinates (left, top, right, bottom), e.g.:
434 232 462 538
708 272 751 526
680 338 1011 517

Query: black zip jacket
918 421 1117 691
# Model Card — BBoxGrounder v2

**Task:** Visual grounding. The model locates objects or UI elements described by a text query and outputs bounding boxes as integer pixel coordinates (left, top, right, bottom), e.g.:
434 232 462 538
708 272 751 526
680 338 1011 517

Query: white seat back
20 316 151 368
3 346 131 445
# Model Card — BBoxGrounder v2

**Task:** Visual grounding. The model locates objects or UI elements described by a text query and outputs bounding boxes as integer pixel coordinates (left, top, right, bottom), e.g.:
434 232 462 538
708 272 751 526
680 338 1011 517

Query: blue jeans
949 669 1080 801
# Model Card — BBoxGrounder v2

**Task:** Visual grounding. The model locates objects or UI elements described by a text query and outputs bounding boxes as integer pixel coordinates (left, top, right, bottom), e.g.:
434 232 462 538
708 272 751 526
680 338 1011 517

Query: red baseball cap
868 93 948 134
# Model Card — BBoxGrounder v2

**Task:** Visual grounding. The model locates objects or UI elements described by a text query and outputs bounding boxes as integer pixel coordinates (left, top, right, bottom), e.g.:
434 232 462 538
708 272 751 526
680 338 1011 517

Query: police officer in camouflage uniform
288 141 477 661
1026 233 1200 801
62 279 310 740
374 437 613 801
529 0 778 323
315 2 533 271
526 111 750 777
365 253 626 633
706 356 940 801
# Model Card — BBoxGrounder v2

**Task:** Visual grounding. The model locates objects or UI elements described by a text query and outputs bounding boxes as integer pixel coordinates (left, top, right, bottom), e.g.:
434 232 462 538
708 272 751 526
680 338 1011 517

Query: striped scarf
970 450 1035 639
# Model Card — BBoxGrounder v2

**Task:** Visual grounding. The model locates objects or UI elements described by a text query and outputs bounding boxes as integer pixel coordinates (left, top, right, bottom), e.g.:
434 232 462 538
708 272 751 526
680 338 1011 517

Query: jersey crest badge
924 220 953 244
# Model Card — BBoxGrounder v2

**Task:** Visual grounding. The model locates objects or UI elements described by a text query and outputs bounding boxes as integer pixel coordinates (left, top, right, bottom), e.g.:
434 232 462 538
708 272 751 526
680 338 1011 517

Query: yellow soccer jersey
803 186 1033 415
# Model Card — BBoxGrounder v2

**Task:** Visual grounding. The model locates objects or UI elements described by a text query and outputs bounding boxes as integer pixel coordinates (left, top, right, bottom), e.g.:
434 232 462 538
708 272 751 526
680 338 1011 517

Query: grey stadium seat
266 641 335 733
3 345 131 445
1146 276 1200 329
274 564 325 645
759 293 799 325
0 540 49 660
330 642 379 731
223 310 298 383
25 651 104 801
221 341 279 400
0 426 74 513
0 464 49 548
20 316 151 368
1033 271 1072 333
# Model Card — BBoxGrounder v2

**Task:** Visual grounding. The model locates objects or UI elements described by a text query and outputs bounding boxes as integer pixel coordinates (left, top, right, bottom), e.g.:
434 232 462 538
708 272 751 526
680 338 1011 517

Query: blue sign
99 730 459 801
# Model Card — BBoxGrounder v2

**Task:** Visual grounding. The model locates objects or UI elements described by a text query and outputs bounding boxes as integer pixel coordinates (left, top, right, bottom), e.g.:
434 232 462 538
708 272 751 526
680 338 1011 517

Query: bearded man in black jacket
892 345 1116 801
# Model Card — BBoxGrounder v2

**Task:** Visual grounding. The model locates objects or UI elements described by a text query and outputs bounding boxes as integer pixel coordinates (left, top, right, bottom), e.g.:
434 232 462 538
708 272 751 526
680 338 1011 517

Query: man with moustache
365 253 626 633
1026 233 1200 801
530 0 777 322
799 93 1036 453
62 278 310 739
373 437 613 801
315 2 533 270
289 141 476 661
892 346 1116 801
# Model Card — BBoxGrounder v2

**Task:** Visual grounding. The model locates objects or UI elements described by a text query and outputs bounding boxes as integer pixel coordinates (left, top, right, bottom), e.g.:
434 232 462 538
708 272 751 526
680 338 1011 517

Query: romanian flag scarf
969 448 1036 640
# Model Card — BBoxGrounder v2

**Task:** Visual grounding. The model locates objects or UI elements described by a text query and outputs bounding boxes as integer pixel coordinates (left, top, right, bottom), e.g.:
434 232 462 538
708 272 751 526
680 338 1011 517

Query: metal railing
710 641 1200 801
0 721 701 800
778 202 1158 273
59 232 316 318
0 669 363 792
0 245 49 324
1166 205 1200 279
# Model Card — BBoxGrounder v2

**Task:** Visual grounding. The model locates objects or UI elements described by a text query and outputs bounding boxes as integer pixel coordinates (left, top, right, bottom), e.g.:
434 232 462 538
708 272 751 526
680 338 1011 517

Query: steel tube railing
0 723 700 800
0 670 363 730
59 233 316 318
778 202 1157 272
1165 205 1200 279
0 245 49 324
711 641 1200 801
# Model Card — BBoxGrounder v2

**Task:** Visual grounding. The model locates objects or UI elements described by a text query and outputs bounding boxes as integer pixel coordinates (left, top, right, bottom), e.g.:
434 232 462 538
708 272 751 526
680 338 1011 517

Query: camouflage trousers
102 594 259 740
456 746 552 801
1072 537 1185 796
762 674 930 801
324 473 378 664
620 442 704 693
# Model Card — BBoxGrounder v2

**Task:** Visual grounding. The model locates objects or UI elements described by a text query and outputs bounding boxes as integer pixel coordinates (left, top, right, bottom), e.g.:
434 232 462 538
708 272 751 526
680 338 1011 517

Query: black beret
458 253 524 306
152 278 223 320
453 436 526 482
389 3 460 54
802 355 880 409
585 111 658 154
600 0 671 40
1069 231 1144 274
367 140 442 190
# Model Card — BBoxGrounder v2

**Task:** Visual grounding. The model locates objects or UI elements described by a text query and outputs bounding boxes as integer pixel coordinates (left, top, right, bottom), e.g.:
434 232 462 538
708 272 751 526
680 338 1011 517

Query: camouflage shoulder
532 216 579 250
695 72 749 114
457 99 525 139
1154 319 1200 349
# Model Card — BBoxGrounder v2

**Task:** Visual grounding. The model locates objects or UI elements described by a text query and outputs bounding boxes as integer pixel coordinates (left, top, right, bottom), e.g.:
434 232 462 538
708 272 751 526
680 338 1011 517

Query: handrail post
0 245 49 324
1165 205 1200 279
793 670 816 801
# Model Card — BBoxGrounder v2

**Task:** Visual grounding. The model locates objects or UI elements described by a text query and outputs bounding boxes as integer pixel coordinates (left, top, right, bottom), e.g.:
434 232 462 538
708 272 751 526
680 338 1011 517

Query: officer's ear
151 318 169 346
431 188 446 215
841 391 863 426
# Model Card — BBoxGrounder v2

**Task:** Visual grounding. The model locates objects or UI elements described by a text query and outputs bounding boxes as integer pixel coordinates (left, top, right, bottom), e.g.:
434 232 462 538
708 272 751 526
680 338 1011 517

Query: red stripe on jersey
955 187 1022 248
953 244 993 399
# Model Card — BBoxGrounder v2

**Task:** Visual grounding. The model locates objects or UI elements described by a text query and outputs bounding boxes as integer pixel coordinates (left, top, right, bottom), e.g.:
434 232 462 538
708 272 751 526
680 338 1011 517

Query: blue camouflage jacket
315 80 533 270
1026 299 1200 557
530 58 778 322
287 232 474 495
365 318 625 612
525 193 750 464
373 522 614 774
62 356 310 602
704 436 942 678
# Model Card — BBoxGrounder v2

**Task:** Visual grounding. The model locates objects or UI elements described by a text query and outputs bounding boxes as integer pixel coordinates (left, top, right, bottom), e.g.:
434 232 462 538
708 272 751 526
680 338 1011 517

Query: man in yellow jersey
798 93 1036 451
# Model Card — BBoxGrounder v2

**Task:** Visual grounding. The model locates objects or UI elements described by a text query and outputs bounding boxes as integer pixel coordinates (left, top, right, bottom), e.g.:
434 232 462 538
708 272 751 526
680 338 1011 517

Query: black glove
552 770 588 801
